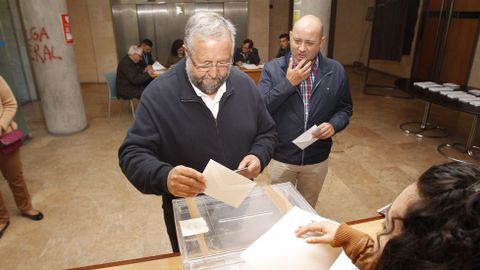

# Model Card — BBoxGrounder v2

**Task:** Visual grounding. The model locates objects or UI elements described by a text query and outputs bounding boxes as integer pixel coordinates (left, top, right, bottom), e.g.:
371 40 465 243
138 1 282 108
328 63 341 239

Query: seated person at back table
165 39 185 68
295 161 480 270
276 32 290 58
233 38 260 66
116 45 154 99
138 38 155 71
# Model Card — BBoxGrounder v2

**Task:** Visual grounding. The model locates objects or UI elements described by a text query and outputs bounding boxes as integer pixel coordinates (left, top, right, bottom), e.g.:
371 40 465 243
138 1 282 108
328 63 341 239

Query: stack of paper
468 89 480 96
443 83 460 90
469 101 480 107
414 81 441 89
241 63 261 70
152 61 166 71
459 96 480 102
241 206 346 270
444 92 474 99
428 86 453 92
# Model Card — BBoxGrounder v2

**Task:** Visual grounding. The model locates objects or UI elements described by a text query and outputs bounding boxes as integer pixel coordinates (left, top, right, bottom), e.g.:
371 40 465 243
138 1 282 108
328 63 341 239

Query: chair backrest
105 71 117 99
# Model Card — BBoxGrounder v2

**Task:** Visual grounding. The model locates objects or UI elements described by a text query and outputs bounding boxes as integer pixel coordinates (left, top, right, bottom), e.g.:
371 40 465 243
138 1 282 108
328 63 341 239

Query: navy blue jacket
258 53 352 165
119 58 277 196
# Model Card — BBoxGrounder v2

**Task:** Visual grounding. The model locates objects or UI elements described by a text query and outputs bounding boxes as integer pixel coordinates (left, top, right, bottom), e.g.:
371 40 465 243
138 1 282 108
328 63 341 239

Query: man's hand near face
286 58 312 86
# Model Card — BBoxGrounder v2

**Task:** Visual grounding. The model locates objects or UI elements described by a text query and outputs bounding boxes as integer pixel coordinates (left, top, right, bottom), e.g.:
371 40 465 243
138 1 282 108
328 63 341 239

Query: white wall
248 0 270 64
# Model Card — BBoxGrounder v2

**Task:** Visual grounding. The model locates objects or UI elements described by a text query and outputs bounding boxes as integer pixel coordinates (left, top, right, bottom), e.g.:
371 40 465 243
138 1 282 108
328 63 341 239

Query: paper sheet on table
241 206 341 270
329 251 358 270
152 61 166 71
203 159 256 208
241 63 260 70
293 125 318 150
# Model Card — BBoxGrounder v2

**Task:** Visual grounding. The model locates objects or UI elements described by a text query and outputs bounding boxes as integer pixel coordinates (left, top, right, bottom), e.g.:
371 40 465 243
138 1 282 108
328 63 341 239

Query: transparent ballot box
172 183 316 270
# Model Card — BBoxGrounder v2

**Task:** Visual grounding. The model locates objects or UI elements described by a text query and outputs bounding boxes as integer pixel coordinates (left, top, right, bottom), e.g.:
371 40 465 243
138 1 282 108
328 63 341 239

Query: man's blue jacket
258 53 353 165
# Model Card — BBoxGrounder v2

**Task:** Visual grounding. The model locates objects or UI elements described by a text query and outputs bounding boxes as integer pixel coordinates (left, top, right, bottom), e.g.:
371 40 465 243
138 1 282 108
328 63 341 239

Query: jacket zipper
300 70 333 166
182 91 233 163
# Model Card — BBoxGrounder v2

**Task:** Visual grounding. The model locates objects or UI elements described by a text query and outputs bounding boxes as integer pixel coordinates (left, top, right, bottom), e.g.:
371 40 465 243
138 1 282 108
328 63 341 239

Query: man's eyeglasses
189 56 231 72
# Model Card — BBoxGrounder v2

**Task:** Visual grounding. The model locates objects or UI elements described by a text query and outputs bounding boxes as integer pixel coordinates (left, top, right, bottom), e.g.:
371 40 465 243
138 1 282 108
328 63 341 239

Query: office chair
104 71 135 120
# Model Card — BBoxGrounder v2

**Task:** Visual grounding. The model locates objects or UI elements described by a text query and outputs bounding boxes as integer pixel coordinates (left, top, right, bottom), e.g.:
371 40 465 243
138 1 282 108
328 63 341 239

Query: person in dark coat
118 12 276 252
116 45 153 99
258 15 352 208
233 38 260 66
165 39 185 68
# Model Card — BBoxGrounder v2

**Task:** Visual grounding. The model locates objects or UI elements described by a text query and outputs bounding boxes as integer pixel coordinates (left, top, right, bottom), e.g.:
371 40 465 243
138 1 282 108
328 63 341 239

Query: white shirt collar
190 81 227 118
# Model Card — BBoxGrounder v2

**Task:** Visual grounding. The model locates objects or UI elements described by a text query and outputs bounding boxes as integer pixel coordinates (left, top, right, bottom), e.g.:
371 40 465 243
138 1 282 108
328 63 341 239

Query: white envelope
293 125 319 150
203 159 257 208
241 206 341 270
152 61 166 71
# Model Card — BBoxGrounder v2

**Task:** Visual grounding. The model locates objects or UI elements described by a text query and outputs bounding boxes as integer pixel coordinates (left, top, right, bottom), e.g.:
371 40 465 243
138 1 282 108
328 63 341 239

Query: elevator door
111 1 248 66
137 2 224 66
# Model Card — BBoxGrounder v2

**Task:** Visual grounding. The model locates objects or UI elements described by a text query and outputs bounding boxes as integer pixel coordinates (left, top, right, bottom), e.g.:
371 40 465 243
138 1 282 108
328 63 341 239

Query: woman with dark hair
165 39 185 68
296 161 480 270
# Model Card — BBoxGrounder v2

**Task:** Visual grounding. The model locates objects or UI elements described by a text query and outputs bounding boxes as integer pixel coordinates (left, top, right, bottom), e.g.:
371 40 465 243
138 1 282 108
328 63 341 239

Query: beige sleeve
0 76 18 134
331 223 377 270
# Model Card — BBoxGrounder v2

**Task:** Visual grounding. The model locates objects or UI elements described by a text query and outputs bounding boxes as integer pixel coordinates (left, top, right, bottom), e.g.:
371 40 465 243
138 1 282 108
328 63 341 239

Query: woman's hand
295 220 340 244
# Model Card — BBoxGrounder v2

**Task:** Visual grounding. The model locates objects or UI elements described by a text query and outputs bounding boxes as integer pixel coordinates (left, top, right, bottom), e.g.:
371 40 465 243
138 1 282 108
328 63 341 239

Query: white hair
127 45 143 56
184 12 236 56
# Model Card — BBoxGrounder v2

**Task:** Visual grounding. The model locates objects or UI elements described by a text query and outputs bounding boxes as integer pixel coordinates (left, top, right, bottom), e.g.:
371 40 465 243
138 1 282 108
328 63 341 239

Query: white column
19 0 87 135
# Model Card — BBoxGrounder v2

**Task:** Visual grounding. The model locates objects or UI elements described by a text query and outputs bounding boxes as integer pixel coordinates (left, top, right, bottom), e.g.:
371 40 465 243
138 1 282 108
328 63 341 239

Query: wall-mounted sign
60 14 73 45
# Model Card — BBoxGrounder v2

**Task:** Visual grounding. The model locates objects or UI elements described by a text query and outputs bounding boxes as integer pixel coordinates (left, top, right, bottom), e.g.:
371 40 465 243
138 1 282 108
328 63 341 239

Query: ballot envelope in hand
203 159 257 208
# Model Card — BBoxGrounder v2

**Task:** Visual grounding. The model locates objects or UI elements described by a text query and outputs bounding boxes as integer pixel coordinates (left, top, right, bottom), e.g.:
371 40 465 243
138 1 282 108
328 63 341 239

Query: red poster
60 14 73 45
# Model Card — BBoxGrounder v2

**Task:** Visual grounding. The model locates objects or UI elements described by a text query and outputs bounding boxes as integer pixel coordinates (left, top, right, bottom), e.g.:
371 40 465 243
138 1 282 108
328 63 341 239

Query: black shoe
21 211 44 221
0 221 10 239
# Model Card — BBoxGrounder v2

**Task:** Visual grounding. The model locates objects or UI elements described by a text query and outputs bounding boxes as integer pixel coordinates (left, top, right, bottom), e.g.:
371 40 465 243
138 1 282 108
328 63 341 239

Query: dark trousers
162 194 179 252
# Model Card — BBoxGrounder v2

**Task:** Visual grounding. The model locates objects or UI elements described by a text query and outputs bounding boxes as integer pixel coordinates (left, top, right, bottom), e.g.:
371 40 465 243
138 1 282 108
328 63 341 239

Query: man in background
258 15 352 208
276 32 290 58
138 38 154 71
116 45 153 99
233 38 260 66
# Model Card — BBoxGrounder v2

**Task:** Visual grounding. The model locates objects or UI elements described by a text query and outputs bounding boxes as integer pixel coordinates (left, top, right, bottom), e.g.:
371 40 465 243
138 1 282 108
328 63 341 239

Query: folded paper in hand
152 61 166 71
203 159 257 208
293 125 319 150
241 206 343 270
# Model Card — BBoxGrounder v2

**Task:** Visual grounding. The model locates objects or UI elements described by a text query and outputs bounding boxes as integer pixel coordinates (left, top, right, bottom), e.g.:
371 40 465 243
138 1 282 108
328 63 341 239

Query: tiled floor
0 68 457 269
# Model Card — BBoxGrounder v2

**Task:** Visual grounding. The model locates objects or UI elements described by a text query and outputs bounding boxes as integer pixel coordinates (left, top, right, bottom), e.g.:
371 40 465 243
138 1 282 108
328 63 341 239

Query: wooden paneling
439 18 479 83
428 0 448 12
413 18 441 80
413 0 480 85
453 0 480 12
429 0 480 13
